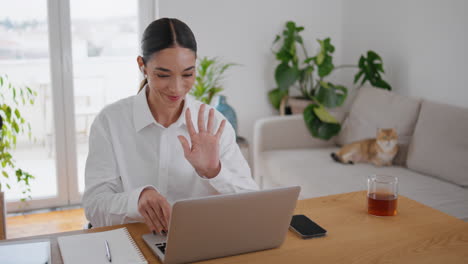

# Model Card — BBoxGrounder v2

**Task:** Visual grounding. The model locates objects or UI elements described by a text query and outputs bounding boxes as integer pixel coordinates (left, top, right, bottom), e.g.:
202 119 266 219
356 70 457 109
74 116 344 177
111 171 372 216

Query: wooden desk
3 191 468 263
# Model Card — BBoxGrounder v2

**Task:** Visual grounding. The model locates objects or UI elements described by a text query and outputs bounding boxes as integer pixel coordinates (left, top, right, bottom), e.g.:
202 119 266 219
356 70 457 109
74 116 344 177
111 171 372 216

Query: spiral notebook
57 228 147 264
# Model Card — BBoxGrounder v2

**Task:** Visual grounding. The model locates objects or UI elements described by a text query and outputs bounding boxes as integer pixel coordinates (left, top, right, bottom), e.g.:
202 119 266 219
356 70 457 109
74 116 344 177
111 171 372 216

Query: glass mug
367 175 398 216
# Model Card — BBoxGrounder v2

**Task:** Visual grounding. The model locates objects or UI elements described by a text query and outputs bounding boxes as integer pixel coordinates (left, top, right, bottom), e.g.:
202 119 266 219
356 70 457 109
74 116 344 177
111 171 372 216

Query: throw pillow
337 87 421 166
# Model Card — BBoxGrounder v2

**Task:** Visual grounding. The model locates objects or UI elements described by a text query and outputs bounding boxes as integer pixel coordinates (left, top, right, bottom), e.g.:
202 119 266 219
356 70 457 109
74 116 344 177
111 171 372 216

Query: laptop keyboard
155 242 167 254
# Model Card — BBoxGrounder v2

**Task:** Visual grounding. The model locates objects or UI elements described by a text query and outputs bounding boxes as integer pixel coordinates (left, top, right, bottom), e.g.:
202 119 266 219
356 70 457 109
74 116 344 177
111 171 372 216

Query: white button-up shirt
83 86 259 227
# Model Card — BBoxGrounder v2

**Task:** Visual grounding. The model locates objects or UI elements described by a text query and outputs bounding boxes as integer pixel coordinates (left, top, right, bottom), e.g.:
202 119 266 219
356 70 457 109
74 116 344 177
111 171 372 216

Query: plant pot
214 95 238 136
288 97 313 114
0 191 6 240
279 96 290 116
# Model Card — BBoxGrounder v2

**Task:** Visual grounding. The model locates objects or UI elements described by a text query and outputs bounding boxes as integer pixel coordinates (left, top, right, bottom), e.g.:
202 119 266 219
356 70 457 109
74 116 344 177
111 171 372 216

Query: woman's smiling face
141 46 196 109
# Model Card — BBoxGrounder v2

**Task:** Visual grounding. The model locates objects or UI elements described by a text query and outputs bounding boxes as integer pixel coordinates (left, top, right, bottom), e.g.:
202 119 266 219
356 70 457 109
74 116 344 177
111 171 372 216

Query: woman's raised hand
178 104 226 179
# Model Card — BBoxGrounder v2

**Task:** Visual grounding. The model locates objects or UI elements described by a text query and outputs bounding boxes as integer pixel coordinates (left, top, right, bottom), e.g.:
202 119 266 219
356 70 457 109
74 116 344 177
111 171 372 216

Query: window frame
6 0 158 213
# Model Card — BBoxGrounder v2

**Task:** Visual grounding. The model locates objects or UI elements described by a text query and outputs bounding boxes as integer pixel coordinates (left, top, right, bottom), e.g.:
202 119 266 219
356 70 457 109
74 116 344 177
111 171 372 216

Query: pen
105 240 112 262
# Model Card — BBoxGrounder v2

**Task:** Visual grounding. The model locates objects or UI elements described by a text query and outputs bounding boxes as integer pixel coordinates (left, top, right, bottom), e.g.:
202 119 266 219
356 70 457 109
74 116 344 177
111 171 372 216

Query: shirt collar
133 85 197 131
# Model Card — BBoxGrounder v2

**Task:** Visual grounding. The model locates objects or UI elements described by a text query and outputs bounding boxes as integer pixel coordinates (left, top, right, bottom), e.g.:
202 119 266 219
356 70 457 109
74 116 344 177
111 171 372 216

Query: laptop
142 186 301 264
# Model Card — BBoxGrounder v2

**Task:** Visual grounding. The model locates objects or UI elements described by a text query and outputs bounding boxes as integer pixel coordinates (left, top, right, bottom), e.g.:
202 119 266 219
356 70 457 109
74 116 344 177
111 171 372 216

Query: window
69 0 139 193
0 0 59 204
0 0 155 212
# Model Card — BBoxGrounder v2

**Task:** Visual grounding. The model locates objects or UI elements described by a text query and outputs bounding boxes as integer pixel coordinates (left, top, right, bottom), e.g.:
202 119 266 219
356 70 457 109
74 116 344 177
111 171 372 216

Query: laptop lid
163 186 300 264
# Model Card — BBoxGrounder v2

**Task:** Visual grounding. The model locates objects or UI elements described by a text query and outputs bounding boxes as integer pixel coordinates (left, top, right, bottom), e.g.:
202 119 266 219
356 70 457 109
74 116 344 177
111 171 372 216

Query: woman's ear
137 56 146 76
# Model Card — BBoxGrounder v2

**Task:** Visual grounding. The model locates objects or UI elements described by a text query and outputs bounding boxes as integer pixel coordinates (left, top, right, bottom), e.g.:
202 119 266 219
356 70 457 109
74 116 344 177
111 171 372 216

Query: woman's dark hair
139 18 197 92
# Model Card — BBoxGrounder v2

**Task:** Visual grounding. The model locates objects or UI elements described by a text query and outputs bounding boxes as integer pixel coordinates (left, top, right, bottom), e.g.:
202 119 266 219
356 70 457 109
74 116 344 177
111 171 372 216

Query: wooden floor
6 208 87 239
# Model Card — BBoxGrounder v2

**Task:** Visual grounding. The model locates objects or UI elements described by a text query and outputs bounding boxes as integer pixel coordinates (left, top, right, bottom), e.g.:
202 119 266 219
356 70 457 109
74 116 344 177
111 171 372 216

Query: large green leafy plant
269 21 391 140
0 74 36 202
190 56 237 105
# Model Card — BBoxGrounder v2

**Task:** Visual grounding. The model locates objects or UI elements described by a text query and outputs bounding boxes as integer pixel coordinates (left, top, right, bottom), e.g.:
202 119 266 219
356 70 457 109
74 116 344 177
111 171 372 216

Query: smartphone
290 214 327 239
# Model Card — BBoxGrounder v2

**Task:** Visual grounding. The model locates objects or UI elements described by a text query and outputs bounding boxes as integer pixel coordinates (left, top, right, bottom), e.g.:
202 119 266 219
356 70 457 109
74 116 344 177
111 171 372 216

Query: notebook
0 240 50 264
57 228 146 264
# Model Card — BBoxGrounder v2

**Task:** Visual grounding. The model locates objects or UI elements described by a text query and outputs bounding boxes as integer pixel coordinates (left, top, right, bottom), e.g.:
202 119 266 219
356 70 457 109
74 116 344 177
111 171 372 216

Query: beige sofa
253 87 468 221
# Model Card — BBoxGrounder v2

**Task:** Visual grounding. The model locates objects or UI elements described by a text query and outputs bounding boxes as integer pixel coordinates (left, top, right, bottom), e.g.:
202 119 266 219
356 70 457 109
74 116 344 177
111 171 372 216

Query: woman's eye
183 74 193 77
157 74 170 78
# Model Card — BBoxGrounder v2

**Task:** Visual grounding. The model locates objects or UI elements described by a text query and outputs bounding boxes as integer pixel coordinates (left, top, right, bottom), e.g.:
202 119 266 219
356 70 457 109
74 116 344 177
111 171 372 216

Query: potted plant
269 21 391 140
190 56 240 135
0 74 36 239
190 56 237 105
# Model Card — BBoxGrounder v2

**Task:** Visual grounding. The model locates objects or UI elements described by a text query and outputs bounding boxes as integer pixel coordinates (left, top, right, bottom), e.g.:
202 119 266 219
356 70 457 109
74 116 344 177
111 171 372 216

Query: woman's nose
169 76 184 93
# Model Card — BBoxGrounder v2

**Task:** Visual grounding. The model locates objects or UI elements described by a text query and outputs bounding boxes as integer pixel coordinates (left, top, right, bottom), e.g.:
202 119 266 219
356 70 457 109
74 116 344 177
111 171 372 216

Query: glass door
68 0 140 202
0 0 67 211
1 0 153 211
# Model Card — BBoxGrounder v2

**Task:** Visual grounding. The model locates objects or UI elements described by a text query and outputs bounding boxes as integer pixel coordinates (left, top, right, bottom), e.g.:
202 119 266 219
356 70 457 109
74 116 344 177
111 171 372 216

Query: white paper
57 228 146 264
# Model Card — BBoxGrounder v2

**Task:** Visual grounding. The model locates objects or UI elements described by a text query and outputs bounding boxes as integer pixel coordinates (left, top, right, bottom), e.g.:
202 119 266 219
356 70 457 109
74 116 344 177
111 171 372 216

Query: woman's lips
167 95 181 102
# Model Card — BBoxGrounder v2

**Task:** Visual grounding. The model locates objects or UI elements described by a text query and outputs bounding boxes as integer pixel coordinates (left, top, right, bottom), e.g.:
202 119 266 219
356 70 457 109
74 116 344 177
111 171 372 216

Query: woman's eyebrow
154 67 171 72
154 66 194 72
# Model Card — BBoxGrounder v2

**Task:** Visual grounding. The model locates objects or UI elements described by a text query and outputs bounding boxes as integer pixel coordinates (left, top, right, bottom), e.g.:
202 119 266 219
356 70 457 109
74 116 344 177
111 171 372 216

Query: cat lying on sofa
331 128 398 166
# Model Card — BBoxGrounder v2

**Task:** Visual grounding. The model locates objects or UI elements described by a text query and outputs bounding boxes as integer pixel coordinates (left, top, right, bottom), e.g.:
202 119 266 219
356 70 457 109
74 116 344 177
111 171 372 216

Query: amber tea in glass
367 175 398 216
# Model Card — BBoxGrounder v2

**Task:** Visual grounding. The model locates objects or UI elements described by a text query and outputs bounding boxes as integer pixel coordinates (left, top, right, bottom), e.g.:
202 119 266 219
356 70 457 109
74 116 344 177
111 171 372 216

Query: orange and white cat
331 128 399 166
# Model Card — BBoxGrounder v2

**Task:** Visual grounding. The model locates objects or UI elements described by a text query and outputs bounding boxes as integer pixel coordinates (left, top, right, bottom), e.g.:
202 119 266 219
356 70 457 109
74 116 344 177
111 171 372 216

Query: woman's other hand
138 188 171 234
178 104 226 179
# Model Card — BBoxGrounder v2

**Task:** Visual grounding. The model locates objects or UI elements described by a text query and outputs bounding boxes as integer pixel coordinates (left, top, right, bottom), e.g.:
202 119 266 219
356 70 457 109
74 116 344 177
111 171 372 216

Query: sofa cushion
407 100 468 187
337 87 421 166
261 147 468 220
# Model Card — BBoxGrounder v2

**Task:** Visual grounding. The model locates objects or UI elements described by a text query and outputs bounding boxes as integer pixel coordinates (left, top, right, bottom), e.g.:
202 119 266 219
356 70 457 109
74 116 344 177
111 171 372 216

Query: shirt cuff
127 185 156 220
198 162 231 192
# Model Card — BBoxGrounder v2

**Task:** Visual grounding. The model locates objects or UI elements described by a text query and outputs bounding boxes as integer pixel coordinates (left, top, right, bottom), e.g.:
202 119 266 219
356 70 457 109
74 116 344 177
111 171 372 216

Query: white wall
342 0 468 108
158 0 344 143
159 0 468 144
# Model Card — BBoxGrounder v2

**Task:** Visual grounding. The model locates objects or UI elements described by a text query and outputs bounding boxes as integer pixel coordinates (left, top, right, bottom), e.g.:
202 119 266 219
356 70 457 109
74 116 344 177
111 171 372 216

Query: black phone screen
290 214 327 238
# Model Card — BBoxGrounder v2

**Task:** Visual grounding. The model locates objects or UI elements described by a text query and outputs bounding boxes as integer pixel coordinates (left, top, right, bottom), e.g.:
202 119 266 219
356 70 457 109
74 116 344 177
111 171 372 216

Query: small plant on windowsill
0 74 37 202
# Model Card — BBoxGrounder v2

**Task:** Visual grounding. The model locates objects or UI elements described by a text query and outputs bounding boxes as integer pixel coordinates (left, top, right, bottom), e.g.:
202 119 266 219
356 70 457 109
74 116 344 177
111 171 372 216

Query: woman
82 18 258 234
